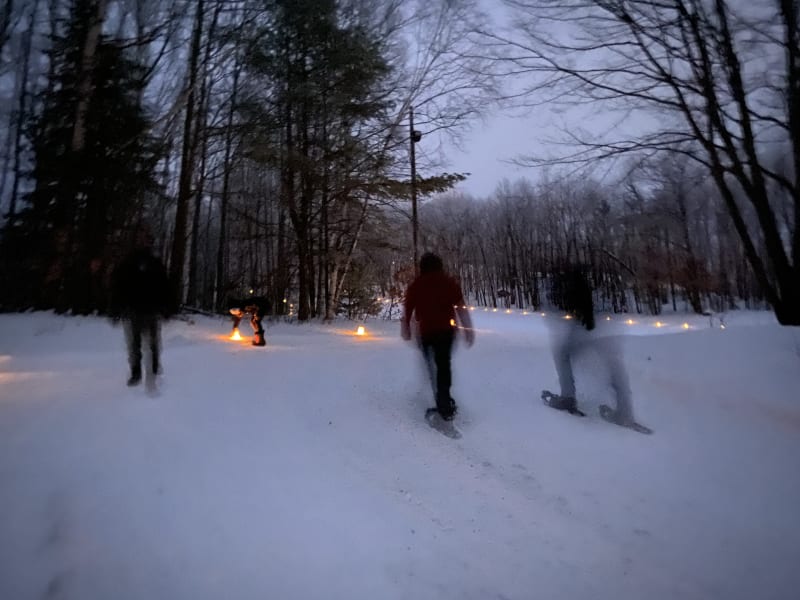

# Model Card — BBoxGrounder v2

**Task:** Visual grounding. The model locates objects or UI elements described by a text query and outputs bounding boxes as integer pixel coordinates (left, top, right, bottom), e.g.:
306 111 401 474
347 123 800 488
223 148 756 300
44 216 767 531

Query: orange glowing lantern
356 326 365 336
230 328 243 341
450 318 456 327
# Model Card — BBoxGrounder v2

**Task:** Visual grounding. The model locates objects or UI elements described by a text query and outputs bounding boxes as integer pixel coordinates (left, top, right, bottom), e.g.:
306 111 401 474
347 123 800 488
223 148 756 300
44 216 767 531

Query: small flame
606 316 611 321
505 309 512 314
230 328 242 341
450 319 456 327
522 311 528 315
564 314 572 320
356 326 365 336
492 308 498 313
655 321 664 328
682 323 690 330
626 319 635 325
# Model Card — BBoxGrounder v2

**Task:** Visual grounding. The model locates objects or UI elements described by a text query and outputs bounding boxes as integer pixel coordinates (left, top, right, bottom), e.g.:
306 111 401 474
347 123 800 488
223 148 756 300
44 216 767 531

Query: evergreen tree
239 0 393 320
0 0 162 314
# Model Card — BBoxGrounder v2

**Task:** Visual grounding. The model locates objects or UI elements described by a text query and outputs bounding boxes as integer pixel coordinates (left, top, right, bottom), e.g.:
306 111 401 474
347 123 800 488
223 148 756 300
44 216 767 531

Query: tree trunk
215 56 240 311
70 0 107 153
0 0 14 55
169 0 204 304
3 1 37 221
329 199 370 319
187 100 208 307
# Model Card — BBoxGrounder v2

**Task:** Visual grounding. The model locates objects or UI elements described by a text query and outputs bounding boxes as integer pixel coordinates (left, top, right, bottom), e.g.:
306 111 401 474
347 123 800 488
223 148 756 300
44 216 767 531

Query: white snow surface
1 310 799 600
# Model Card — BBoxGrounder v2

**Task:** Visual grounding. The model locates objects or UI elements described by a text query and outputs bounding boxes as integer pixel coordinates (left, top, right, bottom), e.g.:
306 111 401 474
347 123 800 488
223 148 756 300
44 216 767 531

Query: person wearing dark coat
402 252 475 420
548 266 639 428
110 242 174 388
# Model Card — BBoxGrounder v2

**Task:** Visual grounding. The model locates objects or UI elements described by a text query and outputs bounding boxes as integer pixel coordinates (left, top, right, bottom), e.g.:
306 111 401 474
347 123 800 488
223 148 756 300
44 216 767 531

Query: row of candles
230 302 717 342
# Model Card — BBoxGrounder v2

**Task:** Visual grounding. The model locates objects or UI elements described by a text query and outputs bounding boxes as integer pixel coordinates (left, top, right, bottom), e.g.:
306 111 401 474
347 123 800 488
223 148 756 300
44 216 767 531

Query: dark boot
127 366 142 386
252 315 266 346
549 395 577 412
443 398 458 420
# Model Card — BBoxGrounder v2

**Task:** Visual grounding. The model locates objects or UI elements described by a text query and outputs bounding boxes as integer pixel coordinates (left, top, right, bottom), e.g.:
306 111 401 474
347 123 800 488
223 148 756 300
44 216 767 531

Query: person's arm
453 282 475 347
401 282 415 340
578 274 595 331
108 259 129 320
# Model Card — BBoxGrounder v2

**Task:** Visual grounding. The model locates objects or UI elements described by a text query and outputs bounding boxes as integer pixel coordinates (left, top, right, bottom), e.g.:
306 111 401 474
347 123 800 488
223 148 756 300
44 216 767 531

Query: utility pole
409 106 422 271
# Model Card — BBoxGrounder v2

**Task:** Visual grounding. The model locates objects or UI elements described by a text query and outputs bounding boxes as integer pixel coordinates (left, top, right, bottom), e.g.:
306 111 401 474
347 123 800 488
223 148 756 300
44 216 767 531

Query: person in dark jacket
548 266 643 430
402 252 475 420
110 236 175 389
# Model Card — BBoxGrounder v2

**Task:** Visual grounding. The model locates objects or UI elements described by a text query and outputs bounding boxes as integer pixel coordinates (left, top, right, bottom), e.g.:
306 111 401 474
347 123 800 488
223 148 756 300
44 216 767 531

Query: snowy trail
1 312 799 599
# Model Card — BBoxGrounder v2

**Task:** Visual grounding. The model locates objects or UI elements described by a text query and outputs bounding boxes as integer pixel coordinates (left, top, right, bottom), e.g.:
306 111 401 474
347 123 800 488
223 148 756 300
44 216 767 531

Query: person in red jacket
402 252 475 420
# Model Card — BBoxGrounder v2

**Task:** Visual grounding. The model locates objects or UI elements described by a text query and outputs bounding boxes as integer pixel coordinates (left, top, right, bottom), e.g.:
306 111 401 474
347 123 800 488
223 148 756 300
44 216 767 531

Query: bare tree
0 0 16 64
482 0 800 324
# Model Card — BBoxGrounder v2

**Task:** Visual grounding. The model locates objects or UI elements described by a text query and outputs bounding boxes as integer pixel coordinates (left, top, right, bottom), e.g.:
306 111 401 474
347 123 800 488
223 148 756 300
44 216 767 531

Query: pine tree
0 0 162 313
239 0 392 320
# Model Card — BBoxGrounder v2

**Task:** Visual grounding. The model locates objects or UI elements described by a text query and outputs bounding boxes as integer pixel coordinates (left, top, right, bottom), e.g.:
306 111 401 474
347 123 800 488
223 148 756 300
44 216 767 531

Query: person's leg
431 330 456 418
124 316 142 385
144 316 161 376
553 326 577 403
419 337 436 395
602 338 635 423
251 313 265 346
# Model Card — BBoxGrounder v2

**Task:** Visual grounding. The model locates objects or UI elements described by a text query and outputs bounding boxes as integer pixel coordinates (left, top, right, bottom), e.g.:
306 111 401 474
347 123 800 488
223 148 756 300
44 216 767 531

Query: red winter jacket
403 271 466 338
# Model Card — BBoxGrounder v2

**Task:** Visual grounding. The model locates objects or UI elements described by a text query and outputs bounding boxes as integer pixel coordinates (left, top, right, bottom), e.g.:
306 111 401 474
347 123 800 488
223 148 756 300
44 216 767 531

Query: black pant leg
431 331 455 416
144 316 160 375
124 316 142 377
419 338 436 393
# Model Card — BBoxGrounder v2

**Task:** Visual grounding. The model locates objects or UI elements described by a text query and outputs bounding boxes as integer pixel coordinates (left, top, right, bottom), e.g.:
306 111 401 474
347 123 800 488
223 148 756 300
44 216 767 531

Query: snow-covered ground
1 310 798 600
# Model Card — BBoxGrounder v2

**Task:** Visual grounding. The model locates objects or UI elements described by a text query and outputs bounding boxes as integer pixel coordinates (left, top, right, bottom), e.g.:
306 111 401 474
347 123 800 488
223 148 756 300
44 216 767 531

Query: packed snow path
1 311 799 600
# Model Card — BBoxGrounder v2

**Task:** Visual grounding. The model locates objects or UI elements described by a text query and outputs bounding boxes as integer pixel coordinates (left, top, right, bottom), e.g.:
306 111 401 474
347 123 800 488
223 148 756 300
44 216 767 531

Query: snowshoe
599 404 653 434
541 390 585 416
425 408 462 439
